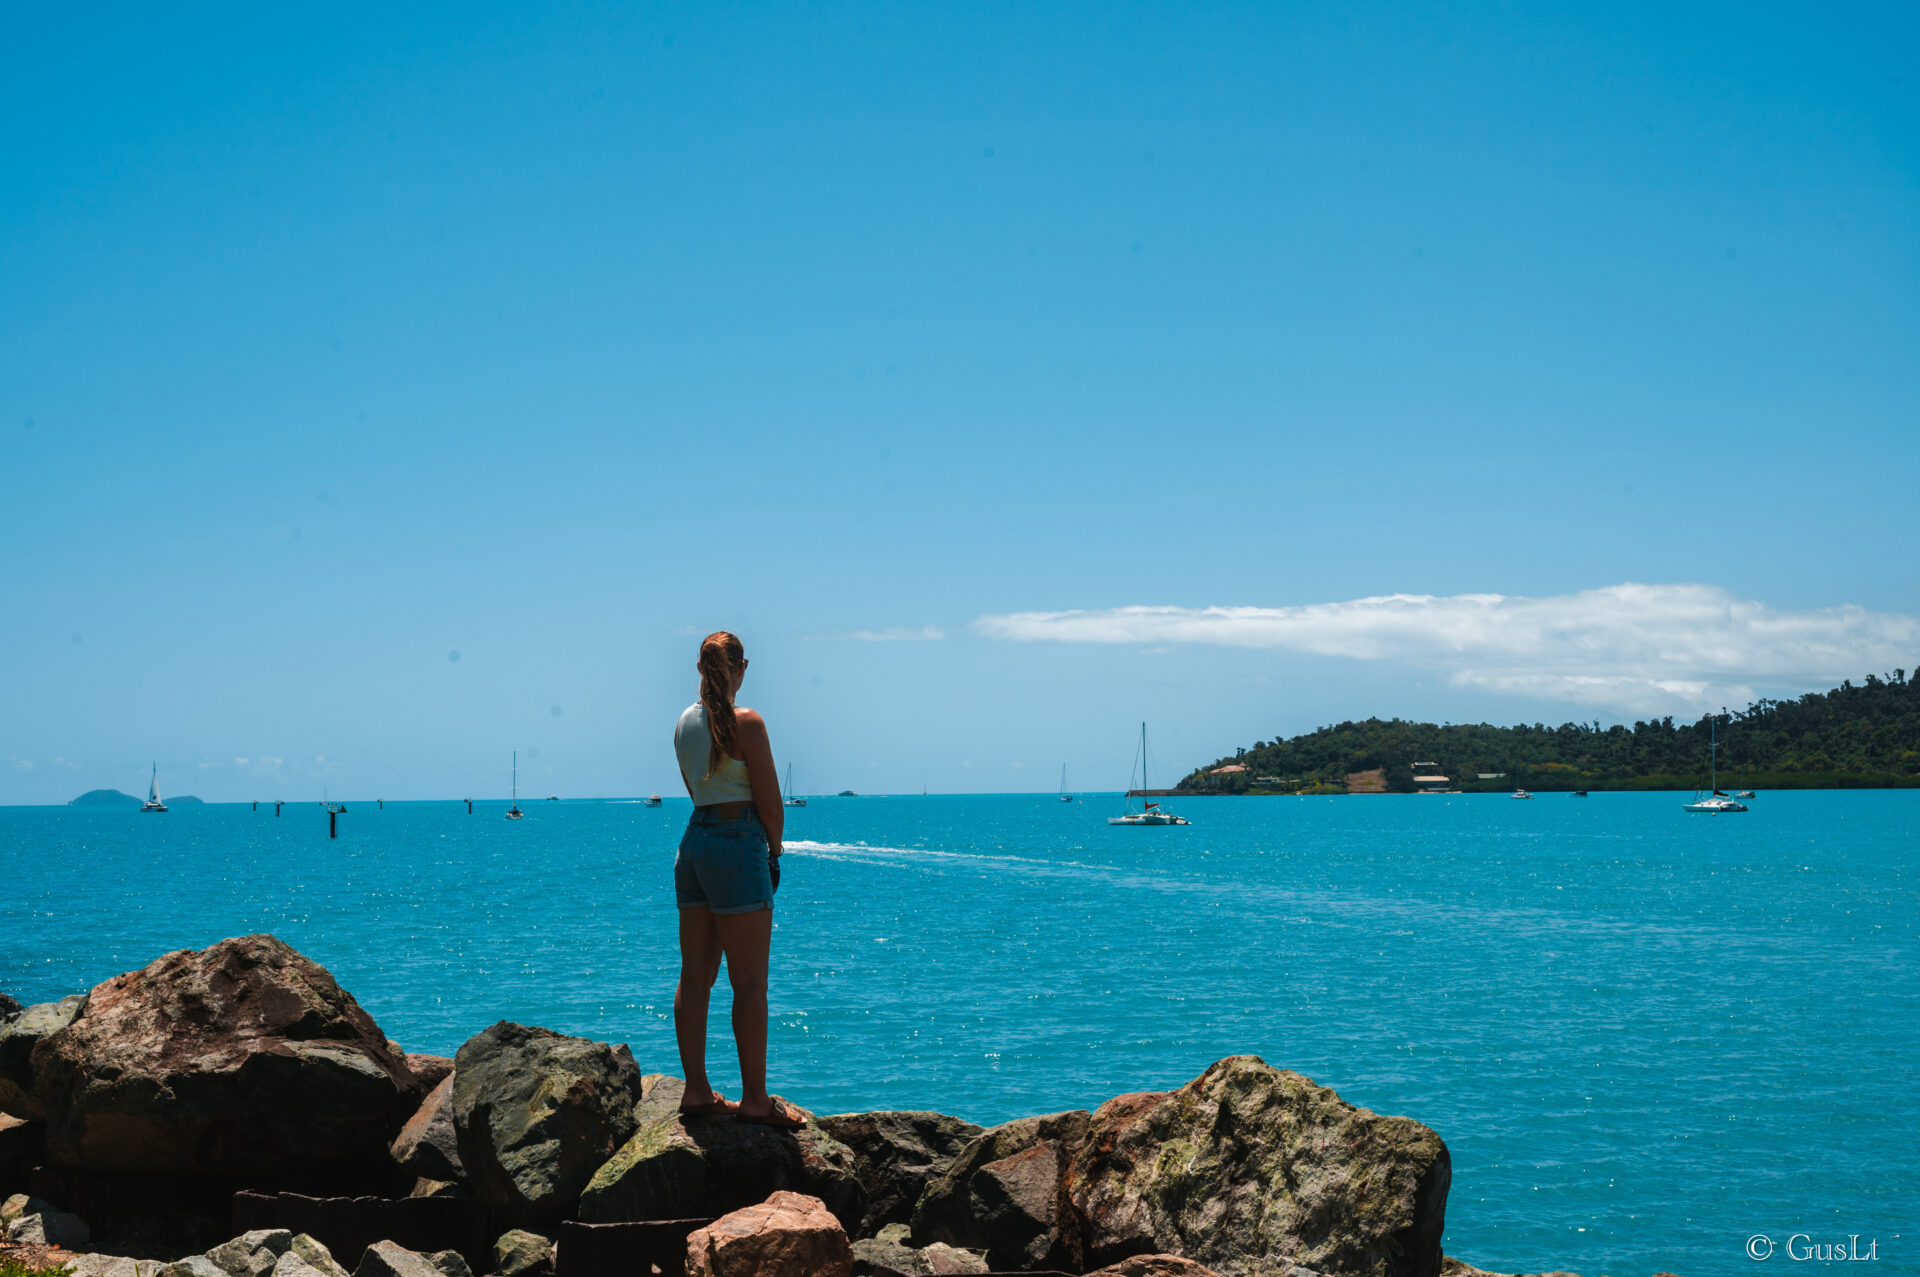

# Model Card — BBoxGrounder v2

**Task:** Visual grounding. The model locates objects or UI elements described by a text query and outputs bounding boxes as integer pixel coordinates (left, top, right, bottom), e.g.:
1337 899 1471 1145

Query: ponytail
697 631 746 777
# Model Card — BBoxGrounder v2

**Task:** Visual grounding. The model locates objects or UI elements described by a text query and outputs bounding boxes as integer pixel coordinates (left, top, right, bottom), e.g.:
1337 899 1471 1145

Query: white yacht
1509 788 1533 799
1109 723 1192 826
1683 716 1748 813
643 793 663 808
141 763 167 812
506 751 524 820
784 764 806 807
1058 764 1073 803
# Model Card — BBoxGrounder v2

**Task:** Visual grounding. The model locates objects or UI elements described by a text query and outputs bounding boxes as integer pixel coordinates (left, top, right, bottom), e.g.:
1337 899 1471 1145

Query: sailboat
1683 715 1748 813
1058 764 1073 803
506 751 524 820
141 762 167 812
1109 723 1191 826
784 763 806 807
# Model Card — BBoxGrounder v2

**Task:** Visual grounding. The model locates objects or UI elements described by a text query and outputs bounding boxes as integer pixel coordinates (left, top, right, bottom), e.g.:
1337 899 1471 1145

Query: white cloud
234 757 249 766
973 583 1920 715
8 755 35 773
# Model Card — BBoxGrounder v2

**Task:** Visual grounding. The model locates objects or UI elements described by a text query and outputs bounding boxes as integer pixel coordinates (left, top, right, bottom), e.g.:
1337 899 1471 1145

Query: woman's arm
733 709 785 852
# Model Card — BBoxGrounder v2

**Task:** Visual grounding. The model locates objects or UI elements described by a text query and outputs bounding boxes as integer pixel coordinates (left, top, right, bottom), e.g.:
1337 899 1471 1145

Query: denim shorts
675 806 777 915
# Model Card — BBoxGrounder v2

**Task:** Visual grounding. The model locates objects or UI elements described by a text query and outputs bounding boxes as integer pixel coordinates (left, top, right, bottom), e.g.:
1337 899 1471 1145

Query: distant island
1179 668 1920 794
68 788 205 806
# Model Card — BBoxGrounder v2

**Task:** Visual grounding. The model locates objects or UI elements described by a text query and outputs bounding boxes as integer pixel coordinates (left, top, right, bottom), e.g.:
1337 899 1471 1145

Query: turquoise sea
2 791 1913 1277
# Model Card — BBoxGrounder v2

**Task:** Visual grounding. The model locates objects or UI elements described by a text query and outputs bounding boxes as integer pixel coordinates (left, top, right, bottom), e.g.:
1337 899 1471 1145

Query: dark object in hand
770 854 781 890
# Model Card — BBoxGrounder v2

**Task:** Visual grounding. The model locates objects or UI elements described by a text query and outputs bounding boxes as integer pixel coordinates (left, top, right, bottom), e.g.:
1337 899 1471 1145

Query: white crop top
674 703 756 806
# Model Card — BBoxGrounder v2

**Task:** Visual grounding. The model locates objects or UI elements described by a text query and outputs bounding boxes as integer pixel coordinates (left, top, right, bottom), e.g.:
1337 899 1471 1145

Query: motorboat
784 764 806 807
506 752 524 820
643 794 663 808
1510 789 1533 799
141 763 167 812
1734 790 1756 799
1683 715 1748 813
1109 723 1192 826
1572 790 1588 797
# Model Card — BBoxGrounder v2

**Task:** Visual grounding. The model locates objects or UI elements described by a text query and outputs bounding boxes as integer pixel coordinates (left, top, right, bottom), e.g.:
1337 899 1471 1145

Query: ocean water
1 791 1913 1277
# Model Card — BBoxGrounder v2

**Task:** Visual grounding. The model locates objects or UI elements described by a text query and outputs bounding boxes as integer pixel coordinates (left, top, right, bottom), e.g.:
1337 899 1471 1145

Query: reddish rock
685 1190 852 1277
1086 1257 1230 1277
405 1056 455 1092
32 935 423 1175
392 1074 463 1181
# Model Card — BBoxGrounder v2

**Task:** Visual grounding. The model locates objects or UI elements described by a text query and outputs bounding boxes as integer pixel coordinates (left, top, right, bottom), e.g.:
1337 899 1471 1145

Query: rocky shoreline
1 935 1666 1277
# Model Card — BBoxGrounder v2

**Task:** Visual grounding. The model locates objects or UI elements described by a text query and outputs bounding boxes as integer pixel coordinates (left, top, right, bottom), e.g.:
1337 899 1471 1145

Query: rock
392 1075 463 1182
850 1234 926 1276
685 1190 852 1277
0 994 22 1018
64 1254 146 1277
1086 1257 1232 1277
288 1235 351 1277
492 1230 554 1277
405 1056 455 1093
3 1193 55 1224
0 995 86 1119
920 1243 990 1275
1066 1055 1451 1277
408 1179 465 1199
270 1257 330 1277
0 1112 46 1178
33 937 422 1175
815 1111 984 1236
424 1253 470 1277
8 1208 92 1248
159 1258 232 1277
909 1109 1088 1272
352 1243 444 1277
449 1022 642 1228
578 1076 866 1235
207 1229 295 1277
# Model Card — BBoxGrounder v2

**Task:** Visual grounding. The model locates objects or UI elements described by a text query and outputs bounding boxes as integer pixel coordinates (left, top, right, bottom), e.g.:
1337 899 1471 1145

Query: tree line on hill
1180 668 1920 793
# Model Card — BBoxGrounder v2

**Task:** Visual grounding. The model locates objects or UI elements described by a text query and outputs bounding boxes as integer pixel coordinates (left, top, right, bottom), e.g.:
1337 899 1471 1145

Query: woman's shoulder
733 707 767 731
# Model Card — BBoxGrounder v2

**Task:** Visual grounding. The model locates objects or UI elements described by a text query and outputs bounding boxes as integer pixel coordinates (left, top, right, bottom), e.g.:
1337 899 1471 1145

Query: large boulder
685 1190 852 1277
578 1076 865 1235
352 1243 443 1277
1066 1056 1451 1277
3 1193 55 1224
64 1255 163 1277
815 1110 983 1236
207 1229 295 1277
449 1022 643 1228
0 995 86 1119
32 937 422 1175
392 1075 463 1182
0 994 22 1018
909 1109 1089 1272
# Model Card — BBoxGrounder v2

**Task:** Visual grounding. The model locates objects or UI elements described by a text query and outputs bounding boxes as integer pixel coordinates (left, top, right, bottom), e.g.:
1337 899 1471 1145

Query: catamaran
1109 723 1191 826
1058 764 1073 803
1683 715 1747 812
506 751 524 820
784 763 806 807
141 763 167 813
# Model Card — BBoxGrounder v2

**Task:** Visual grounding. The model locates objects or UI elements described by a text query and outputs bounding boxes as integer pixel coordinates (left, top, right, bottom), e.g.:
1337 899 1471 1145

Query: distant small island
1180 668 1920 794
69 788 205 806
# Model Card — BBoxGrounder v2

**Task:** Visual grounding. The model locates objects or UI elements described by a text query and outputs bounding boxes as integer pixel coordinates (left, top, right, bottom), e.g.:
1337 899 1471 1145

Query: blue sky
5 2 1917 802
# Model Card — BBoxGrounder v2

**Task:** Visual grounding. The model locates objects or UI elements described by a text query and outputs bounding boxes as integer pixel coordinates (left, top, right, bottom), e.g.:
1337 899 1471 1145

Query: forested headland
1179 669 1920 793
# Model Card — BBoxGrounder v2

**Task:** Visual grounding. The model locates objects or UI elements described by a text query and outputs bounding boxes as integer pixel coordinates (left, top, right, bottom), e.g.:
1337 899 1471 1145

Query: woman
670 631 805 1128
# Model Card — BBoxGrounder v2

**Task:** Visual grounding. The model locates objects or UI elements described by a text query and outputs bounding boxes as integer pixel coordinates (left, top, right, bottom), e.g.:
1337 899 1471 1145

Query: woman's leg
674 905 724 1108
711 906 773 1115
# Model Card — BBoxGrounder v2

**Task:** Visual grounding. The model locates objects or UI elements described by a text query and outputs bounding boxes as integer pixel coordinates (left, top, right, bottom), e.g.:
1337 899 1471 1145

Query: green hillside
1181 669 1920 793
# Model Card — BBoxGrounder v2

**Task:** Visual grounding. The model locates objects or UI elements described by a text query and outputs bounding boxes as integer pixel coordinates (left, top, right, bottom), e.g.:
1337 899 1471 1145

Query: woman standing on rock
670 630 806 1129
